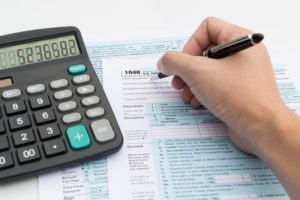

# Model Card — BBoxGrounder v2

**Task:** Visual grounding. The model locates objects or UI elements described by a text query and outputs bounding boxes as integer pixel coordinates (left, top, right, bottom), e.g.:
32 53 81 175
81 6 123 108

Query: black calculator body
0 27 123 182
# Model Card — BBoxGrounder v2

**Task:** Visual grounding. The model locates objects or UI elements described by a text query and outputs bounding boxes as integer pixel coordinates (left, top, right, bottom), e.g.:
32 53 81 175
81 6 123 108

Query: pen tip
157 72 168 79
252 33 264 44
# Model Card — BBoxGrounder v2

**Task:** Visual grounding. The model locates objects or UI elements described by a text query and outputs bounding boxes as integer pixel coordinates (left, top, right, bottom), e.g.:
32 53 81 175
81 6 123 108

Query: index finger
183 17 253 55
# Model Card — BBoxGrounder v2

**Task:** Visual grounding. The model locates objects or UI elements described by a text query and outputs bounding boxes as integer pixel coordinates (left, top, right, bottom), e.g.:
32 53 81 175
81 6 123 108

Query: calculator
0 27 123 182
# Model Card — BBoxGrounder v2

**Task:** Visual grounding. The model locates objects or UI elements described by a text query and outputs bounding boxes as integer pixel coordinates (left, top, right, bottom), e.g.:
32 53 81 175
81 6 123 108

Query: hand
157 17 300 198
157 17 294 156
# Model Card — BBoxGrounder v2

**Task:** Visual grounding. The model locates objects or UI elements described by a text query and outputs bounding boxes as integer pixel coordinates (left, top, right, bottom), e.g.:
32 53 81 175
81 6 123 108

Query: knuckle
161 51 176 64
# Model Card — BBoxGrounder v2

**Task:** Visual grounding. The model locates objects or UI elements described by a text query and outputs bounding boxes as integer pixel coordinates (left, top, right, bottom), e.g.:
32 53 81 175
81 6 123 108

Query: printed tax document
102 58 291 200
38 36 300 200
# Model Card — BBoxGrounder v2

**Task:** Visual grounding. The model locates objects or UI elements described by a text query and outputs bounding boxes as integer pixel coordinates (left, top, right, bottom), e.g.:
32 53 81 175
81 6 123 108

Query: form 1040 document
102 58 291 200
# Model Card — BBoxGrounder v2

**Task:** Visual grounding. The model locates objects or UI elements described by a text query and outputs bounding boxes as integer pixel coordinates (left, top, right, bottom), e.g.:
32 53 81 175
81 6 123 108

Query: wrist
255 104 300 198
252 104 299 160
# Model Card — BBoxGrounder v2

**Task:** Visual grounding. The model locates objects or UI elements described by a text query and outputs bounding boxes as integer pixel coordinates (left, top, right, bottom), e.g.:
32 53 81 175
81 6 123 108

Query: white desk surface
0 0 299 199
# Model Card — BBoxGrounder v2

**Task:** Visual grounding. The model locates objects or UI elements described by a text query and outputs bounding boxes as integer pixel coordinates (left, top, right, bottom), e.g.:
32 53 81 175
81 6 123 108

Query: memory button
62 112 81 124
58 101 77 112
26 84 45 94
54 89 73 101
77 85 95 96
50 79 68 90
81 96 100 107
2 89 21 100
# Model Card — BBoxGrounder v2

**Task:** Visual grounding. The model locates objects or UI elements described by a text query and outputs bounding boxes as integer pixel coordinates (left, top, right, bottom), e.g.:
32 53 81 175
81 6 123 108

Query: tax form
103 58 291 200
38 36 300 200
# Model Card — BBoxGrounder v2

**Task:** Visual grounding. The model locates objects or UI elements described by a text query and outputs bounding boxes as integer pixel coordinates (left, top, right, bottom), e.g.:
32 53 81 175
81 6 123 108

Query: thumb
157 51 210 86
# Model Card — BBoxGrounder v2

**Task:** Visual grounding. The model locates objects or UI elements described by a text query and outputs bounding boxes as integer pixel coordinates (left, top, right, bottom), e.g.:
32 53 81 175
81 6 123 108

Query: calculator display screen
0 35 80 70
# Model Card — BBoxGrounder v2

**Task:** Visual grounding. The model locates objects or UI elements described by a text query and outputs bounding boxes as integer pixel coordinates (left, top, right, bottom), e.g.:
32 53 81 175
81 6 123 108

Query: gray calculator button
81 96 100 107
2 89 22 99
54 90 72 101
62 112 81 124
26 84 45 94
77 85 95 96
91 119 115 143
86 107 105 119
58 101 77 112
50 79 68 90
73 74 91 85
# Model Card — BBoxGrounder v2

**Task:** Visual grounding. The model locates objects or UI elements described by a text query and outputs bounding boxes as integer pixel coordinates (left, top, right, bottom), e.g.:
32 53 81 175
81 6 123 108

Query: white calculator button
81 96 100 107
77 85 95 96
91 119 115 143
73 74 91 85
62 112 82 124
54 89 73 101
86 107 105 119
26 84 45 94
2 89 22 99
50 79 68 90
58 101 77 112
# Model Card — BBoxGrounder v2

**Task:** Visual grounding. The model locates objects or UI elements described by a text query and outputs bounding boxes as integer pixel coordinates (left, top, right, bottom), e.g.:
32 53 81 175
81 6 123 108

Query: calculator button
0 152 14 170
58 101 77 112
0 121 6 134
0 135 9 151
66 125 91 150
54 89 73 101
73 74 91 85
62 112 81 124
34 109 56 125
50 79 69 90
26 84 45 95
5 100 27 116
43 139 67 157
86 107 105 119
12 129 36 147
77 85 95 96
9 114 31 131
68 64 87 75
2 89 22 100
17 145 40 164
91 119 115 143
29 95 51 110
81 96 100 107
38 123 61 140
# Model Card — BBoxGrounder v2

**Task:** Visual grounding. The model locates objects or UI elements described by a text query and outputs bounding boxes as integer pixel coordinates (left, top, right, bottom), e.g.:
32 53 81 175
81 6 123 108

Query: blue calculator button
68 64 87 75
66 124 91 150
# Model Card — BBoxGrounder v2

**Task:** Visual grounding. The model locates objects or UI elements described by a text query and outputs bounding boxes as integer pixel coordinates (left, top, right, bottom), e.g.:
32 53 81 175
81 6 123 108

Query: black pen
157 33 264 79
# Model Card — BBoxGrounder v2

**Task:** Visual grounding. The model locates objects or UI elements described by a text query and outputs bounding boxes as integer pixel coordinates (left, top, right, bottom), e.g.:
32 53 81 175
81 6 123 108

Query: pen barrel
203 36 253 59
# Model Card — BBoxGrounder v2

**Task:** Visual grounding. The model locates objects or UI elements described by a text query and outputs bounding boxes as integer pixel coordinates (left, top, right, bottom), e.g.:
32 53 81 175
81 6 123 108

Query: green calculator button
68 64 87 75
66 124 91 150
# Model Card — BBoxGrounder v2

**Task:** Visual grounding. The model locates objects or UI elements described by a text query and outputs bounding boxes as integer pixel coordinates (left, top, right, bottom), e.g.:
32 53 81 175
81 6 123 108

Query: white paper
103 57 292 200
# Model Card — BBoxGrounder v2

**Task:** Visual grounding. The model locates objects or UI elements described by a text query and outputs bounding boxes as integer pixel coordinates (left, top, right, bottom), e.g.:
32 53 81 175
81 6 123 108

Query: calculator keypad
0 152 14 170
17 145 40 164
5 100 27 115
9 114 31 131
29 95 51 110
0 62 120 182
12 129 36 147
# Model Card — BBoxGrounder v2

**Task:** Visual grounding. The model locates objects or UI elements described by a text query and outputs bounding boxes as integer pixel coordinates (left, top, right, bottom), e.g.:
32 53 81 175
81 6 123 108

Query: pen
157 33 264 79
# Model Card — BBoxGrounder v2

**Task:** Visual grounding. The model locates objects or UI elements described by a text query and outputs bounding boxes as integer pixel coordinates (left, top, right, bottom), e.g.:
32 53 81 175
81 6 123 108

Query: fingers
172 75 186 90
183 17 253 56
190 97 201 107
157 51 211 86
181 86 194 102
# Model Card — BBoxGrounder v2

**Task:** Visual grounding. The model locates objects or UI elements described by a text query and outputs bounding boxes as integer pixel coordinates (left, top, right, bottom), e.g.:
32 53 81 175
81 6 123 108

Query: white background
0 0 299 199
